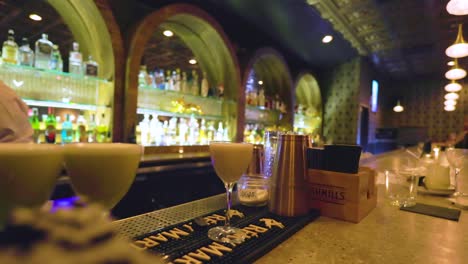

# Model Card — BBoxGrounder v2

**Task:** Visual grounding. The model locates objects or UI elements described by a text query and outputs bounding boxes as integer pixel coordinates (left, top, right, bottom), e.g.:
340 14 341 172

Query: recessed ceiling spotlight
258 80 263 85
322 35 333 43
163 30 173 37
189 59 197 65
29 14 42 21
447 61 455 66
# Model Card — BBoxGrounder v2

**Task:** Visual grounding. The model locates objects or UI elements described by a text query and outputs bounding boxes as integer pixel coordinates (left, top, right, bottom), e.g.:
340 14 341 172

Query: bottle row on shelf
1 29 98 77
136 113 230 146
28 107 110 144
138 66 224 98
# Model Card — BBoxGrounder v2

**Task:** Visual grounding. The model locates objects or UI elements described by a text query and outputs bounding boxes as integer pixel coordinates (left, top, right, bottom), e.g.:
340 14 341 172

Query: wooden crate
306 167 377 223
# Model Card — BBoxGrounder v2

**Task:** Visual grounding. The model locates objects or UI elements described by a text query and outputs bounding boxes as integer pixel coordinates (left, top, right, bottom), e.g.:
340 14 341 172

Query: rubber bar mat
131 205 320 264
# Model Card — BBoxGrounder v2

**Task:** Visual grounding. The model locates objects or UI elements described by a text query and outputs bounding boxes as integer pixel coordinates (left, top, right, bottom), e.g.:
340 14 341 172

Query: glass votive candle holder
237 174 269 207
237 144 269 206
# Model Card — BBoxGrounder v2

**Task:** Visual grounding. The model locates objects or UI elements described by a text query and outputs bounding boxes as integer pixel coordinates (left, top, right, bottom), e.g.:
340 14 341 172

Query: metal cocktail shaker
268 133 311 216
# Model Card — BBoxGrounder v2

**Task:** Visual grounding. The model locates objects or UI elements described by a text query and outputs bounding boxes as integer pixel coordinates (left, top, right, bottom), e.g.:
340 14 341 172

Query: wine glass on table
445 147 467 197
208 141 253 244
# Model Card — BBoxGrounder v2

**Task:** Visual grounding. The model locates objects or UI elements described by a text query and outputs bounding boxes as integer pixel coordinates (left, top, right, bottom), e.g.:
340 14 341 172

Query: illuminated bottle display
49 44 63 72
84 55 98 77
44 107 56 143
34 34 53 70
29 108 40 143
87 114 97 142
61 114 73 143
69 42 82 75
2 29 18 64
96 113 108 143
18 37 34 66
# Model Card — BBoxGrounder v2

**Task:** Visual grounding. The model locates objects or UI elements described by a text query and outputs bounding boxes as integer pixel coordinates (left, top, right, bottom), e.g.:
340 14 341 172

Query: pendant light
447 0 468 16
445 92 460 100
393 100 404 112
446 24 468 58
445 59 467 80
444 80 463 92
444 105 456 111
444 99 457 106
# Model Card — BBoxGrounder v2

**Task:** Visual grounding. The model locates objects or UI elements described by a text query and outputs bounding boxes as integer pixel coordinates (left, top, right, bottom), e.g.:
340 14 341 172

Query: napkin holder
306 167 377 223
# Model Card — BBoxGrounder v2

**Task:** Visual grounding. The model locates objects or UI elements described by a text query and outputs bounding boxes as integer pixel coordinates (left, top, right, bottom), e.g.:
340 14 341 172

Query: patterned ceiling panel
309 0 468 79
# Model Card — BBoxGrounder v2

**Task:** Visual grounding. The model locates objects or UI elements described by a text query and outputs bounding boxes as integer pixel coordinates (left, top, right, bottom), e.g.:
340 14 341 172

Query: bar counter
114 148 468 263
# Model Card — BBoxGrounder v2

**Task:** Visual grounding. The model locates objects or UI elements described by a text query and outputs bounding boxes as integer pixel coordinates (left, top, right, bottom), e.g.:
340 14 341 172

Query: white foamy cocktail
208 141 253 244
63 143 142 210
0 143 64 228
209 142 253 183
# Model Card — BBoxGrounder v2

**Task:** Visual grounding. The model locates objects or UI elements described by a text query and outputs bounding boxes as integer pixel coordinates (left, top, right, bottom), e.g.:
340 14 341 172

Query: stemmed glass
208 141 253 244
445 147 467 197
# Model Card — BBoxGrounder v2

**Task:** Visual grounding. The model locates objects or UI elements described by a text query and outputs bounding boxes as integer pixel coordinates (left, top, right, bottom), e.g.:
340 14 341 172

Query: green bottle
44 107 56 143
29 108 40 143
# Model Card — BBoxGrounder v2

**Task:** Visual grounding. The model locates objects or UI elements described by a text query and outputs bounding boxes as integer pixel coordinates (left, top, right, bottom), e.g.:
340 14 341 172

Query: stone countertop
115 148 468 264
255 149 468 264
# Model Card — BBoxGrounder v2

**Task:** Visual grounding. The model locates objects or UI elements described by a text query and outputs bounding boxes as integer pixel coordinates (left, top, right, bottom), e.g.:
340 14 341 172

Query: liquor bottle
191 70 199 95
29 108 40 143
2 29 18 64
34 34 53 70
258 88 265 108
84 55 98 77
44 107 56 143
173 69 180 91
49 44 63 71
68 41 82 75
181 71 188 93
157 69 165 90
207 121 215 142
165 70 173 90
216 122 224 141
18 37 34 66
96 113 108 143
61 114 73 143
199 119 207 145
87 114 97 142
139 113 150 145
201 71 209 97
76 115 87 142
178 118 188 145
138 65 149 88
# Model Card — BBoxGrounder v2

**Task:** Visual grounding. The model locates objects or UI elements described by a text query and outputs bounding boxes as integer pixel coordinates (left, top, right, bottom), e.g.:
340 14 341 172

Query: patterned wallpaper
387 79 467 142
322 58 361 144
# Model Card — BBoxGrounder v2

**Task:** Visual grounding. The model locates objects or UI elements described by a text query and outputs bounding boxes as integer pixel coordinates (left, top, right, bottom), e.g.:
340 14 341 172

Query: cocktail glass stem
224 182 234 227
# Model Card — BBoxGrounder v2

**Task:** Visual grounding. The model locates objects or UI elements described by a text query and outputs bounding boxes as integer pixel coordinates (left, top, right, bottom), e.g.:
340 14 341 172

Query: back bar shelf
0 63 112 110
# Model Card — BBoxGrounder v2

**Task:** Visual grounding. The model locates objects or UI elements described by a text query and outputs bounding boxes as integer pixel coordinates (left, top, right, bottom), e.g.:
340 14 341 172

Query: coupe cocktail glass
208 141 253 244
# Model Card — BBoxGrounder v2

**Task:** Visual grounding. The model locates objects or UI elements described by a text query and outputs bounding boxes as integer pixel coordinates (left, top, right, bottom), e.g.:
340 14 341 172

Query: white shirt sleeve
0 81 33 143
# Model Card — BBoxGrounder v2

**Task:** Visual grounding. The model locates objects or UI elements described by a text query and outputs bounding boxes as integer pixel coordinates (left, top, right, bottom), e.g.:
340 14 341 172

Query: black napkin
400 203 461 221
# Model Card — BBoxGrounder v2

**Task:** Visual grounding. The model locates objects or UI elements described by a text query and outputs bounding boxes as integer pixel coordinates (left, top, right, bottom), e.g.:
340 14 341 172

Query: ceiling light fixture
322 35 333 43
444 99 457 106
444 105 456 111
444 80 463 92
163 30 173 37
445 92 460 100
447 0 468 16
29 14 42 21
446 24 468 58
447 61 455 66
445 59 467 80
188 59 197 64
393 100 404 112
258 80 263 85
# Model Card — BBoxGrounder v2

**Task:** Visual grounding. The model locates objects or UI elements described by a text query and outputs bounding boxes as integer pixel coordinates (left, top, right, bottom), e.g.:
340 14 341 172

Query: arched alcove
125 4 241 143
293 73 323 135
241 47 293 143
